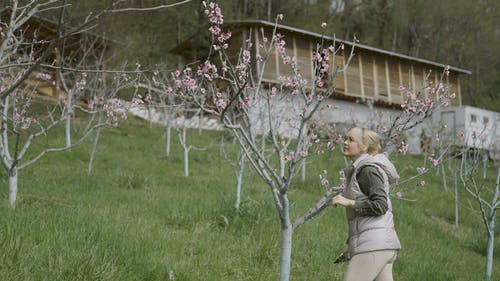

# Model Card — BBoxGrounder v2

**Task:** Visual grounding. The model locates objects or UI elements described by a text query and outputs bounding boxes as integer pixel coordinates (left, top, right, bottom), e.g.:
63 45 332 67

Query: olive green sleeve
353 166 389 216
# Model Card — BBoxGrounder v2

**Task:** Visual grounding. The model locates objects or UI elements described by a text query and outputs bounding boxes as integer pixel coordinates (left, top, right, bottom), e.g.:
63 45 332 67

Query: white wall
435 106 500 151
248 90 426 154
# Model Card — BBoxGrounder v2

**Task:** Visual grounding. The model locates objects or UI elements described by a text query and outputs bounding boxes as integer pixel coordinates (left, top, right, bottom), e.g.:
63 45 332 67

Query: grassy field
0 117 498 281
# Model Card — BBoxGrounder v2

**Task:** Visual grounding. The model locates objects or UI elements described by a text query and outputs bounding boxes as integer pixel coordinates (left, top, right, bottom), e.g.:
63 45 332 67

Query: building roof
221 20 472 75
0 8 121 49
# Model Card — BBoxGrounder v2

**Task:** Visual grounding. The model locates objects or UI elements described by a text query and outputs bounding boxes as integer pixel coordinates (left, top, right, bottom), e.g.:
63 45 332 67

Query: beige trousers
344 250 397 281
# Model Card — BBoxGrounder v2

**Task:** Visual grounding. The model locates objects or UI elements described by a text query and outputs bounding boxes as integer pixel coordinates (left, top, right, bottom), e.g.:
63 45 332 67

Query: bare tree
0 0 143 207
460 147 499 280
175 111 209 177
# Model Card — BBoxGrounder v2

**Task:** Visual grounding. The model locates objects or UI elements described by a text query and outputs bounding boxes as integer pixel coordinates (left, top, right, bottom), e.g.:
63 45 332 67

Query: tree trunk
182 128 190 177
184 145 189 177
65 91 73 148
8 167 18 208
279 194 293 281
482 153 487 180
301 158 306 182
485 213 495 279
88 125 102 175
165 123 171 156
441 164 448 192
454 171 459 226
235 150 244 211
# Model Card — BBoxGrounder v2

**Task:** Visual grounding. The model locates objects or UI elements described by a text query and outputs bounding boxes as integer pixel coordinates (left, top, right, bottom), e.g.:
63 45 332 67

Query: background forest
48 0 500 112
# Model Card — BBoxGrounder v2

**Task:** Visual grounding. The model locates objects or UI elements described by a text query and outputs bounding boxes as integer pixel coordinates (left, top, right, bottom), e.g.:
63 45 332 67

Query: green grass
0 117 499 280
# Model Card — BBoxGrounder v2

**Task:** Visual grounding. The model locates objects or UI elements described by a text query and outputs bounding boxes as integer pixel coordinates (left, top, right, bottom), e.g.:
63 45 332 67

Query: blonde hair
348 127 381 155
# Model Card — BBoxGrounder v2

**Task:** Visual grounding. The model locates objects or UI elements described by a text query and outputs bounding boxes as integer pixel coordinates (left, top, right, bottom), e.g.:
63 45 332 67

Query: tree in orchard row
147 1 459 280
0 0 146 207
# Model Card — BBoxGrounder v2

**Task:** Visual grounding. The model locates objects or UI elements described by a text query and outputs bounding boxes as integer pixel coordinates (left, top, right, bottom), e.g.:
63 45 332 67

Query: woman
332 127 401 281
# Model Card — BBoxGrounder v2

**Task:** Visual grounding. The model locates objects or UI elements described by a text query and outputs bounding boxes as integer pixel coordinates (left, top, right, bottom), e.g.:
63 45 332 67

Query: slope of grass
0 118 498 280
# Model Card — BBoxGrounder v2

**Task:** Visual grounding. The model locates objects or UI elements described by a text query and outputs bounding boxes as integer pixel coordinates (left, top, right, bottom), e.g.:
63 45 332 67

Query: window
483 116 489 124
470 114 477 123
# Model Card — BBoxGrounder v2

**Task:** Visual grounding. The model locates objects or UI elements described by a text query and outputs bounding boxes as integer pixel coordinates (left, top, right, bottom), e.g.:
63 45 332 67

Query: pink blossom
218 31 232 43
398 141 409 155
416 167 426 174
327 141 335 150
428 157 439 167
339 170 346 189
406 91 416 100
131 97 144 106
270 87 277 98
320 177 329 187
420 181 426 186
315 145 324 155
335 134 344 143
282 55 291 65
315 77 324 88
174 80 182 90
276 39 286 54
20 117 33 130
215 98 226 109
396 191 403 198
282 155 290 162
35 72 52 81
242 50 251 64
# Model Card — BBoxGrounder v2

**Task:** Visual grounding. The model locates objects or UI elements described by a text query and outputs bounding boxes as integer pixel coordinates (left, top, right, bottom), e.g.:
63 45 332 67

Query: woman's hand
331 195 355 208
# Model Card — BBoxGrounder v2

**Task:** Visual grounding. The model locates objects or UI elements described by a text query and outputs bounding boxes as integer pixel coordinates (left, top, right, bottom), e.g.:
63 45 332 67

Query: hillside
0 118 498 280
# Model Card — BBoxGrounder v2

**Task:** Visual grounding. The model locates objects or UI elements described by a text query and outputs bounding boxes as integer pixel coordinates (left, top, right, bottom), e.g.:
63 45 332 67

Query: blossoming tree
0 0 144 207
155 1 459 279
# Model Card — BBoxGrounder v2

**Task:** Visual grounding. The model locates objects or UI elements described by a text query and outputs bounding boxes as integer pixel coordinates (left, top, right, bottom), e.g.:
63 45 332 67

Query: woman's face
342 129 367 160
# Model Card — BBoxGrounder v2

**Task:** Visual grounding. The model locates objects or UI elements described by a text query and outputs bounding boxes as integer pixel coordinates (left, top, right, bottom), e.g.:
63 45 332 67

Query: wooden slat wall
225 31 243 63
399 63 412 90
387 58 401 104
295 38 312 82
448 74 460 106
345 52 361 97
373 56 388 101
260 29 279 81
243 26 464 107
332 51 345 92
362 54 375 100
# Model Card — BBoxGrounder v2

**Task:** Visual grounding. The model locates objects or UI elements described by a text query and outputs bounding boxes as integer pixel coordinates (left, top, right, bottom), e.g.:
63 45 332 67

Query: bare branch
108 0 193 12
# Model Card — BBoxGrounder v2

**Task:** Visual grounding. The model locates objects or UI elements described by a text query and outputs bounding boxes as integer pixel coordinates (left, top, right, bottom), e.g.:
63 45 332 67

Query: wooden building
0 9 113 98
172 20 473 154
172 20 471 108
